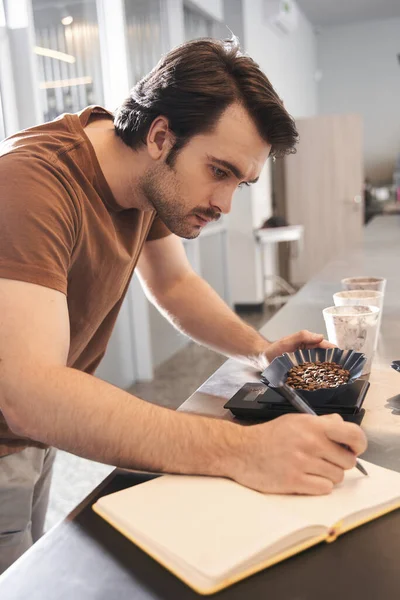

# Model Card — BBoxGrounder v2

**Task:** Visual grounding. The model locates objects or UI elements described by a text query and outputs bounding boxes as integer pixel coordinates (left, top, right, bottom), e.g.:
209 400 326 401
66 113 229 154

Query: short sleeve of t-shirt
0 152 79 295
146 215 172 241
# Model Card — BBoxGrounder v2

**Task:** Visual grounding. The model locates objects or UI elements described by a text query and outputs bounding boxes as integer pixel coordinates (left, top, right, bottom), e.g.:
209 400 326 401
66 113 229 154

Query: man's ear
146 116 175 160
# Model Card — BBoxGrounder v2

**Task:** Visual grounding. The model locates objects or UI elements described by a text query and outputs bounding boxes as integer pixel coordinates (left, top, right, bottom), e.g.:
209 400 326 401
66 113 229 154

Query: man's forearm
1 363 240 475
150 271 270 369
0 356 368 497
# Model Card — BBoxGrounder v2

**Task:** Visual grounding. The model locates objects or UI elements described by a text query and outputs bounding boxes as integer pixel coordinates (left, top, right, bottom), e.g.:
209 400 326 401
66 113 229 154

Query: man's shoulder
0 105 111 166
0 121 73 168
0 135 82 219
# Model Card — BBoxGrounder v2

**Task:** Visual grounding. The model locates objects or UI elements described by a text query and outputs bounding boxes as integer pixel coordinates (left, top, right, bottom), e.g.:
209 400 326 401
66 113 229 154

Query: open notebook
93 460 400 595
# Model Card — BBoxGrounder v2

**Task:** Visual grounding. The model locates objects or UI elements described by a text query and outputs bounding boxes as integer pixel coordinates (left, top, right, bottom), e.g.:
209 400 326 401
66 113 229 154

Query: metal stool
255 225 304 307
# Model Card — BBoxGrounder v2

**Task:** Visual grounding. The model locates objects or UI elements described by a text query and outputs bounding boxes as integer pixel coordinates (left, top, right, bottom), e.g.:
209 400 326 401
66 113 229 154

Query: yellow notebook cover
93 460 400 595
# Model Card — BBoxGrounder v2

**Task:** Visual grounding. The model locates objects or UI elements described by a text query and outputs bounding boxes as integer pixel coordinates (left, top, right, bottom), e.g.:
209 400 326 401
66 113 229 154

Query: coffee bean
285 362 350 390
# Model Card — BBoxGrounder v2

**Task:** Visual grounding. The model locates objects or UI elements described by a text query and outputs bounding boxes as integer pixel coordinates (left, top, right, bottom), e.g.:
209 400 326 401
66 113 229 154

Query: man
0 37 367 573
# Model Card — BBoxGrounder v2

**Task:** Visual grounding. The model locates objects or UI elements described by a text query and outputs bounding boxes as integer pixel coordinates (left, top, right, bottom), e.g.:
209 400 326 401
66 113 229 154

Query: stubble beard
139 163 202 239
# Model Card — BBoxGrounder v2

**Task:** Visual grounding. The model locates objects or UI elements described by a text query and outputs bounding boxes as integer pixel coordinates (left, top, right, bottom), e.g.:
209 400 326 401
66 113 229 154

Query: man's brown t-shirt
0 106 171 456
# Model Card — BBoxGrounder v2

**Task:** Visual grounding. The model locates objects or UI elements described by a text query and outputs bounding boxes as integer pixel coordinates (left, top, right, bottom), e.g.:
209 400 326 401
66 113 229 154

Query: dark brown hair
114 36 298 164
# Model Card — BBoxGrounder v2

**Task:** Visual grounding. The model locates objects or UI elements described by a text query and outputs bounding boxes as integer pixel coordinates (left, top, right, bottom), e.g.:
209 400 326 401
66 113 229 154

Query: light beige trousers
0 446 56 575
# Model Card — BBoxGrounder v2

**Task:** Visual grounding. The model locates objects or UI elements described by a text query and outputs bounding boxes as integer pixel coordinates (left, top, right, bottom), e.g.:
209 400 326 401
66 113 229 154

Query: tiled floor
45 303 275 530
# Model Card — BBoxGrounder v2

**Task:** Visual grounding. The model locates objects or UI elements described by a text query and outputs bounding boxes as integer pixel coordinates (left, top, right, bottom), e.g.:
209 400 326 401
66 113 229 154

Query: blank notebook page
95 461 400 580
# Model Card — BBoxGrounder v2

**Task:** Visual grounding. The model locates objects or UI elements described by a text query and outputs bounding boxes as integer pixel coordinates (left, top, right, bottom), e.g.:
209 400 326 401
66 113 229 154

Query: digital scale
224 379 370 425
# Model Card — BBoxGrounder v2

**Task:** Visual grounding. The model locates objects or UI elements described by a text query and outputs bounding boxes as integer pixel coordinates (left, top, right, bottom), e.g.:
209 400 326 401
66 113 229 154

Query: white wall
317 18 400 183
187 0 223 22
243 0 318 120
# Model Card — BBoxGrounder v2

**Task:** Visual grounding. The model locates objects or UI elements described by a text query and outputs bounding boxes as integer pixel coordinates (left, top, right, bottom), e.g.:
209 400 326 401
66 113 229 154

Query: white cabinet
275 114 364 286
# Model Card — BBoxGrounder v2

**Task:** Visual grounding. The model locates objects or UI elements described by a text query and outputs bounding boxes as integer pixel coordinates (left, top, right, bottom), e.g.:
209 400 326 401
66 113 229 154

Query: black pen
277 382 368 477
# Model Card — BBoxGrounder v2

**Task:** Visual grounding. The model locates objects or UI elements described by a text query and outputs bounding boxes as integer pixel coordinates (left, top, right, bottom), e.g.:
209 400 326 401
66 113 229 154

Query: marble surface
180 216 400 472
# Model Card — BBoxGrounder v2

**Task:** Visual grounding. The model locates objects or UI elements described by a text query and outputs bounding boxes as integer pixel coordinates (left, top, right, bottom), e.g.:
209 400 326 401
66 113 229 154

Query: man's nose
210 191 234 215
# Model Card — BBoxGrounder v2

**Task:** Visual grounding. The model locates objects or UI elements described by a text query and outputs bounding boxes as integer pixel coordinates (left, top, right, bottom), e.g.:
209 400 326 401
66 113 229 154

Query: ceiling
296 0 400 28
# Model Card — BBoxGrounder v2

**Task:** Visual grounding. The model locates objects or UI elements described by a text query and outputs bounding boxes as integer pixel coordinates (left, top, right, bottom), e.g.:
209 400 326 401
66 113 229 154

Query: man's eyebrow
207 154 259 184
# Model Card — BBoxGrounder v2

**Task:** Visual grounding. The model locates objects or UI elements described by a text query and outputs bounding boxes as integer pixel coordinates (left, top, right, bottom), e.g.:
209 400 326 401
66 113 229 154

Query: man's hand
265 330 335 363
229 413 367 495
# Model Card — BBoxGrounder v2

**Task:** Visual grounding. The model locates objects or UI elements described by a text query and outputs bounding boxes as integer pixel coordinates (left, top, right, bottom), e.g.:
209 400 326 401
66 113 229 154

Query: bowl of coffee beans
260 348 366 404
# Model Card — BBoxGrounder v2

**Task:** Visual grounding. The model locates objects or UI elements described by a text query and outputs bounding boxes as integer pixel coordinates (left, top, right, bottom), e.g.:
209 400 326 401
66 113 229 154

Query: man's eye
238 181 250 189
211 166 228 180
